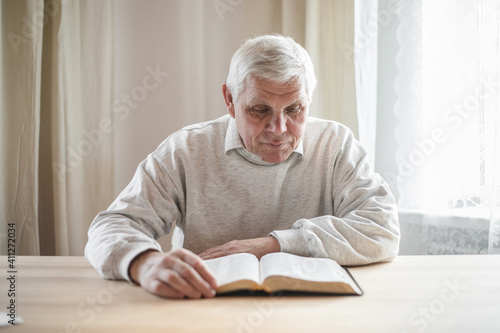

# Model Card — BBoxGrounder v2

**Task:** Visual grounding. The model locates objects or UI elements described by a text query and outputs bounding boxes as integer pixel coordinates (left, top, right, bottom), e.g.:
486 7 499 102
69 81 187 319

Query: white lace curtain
387 0 500 254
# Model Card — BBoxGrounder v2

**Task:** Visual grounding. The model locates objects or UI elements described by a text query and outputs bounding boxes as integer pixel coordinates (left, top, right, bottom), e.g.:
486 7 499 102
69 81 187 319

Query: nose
267 112 287 135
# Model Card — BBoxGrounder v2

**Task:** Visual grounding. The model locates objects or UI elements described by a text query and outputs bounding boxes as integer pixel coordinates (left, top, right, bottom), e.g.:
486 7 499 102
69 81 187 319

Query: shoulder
180 114 230 133
305 117 361 149
153 114 230 158
303 117 368 168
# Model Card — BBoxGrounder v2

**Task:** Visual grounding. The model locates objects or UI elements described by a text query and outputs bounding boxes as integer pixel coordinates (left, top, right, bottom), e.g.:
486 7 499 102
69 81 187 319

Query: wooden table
2 255 499 333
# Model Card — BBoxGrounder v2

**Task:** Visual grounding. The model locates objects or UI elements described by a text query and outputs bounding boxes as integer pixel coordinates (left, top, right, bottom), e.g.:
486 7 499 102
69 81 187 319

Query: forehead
242 77 307 103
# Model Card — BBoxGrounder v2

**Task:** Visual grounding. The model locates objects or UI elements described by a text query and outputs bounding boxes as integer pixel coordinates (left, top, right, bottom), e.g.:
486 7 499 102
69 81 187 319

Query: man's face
224 77 309 164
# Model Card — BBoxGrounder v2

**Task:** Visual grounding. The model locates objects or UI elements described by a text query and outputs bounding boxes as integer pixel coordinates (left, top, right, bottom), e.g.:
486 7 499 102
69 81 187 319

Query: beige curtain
280 0 358 136
1 0 113 255
305 1 358 136
1 0 43 255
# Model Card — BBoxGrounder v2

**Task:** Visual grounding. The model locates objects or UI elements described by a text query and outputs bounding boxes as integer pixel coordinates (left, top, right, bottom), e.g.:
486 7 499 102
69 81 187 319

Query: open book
204 252 362 295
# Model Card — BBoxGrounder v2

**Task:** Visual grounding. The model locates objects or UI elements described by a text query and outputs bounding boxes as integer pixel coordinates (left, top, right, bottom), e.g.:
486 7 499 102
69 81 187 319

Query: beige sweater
85 115 400 281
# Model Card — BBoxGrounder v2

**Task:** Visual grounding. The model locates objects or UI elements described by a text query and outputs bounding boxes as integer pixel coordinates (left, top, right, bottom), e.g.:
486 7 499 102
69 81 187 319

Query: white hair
226 34 317 102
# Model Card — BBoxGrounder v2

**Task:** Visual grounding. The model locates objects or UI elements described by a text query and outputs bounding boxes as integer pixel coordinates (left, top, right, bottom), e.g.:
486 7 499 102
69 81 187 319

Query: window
373 0 500 253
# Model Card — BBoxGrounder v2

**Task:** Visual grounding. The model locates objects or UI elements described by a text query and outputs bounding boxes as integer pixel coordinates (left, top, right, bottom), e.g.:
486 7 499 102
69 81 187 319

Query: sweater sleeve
84 153 183 281
271 137 400 266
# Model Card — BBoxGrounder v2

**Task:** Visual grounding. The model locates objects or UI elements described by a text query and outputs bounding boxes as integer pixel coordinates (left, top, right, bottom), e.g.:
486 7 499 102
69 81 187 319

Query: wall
112 0 289 195
114 1 221 196
112 0 291 249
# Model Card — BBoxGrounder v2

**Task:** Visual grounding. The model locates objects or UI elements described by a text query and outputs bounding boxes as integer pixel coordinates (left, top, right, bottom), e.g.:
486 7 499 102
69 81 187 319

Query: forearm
271 177 400 265
85 214 163 281
85 155 183 281
271 210 400 265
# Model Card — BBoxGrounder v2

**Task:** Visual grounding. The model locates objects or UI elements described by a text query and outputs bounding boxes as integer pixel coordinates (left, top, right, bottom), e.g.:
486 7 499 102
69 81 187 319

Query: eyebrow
246 95 306 108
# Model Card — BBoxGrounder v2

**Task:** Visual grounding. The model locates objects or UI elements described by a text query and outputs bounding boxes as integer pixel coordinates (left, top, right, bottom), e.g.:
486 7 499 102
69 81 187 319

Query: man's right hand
129 248 218 299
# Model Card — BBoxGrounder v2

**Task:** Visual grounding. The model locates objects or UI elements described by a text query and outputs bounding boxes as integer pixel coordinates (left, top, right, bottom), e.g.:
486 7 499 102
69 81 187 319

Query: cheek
289 117 307 138
244 117 266 137
251 125 268 144
239 117 265 147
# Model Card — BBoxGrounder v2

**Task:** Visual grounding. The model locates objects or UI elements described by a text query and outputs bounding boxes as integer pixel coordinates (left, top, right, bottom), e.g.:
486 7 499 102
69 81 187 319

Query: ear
222 83 236 118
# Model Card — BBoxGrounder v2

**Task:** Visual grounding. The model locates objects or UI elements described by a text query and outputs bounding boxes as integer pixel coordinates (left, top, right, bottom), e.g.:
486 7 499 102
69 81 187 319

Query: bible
204 252 363 295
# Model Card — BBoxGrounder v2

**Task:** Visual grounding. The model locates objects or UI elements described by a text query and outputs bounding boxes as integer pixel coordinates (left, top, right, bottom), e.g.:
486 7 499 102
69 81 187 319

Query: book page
204 253 260 288
260 253 351 283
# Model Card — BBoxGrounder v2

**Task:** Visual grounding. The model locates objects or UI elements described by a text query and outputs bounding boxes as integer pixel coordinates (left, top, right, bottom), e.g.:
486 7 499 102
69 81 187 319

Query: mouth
265 142 286 149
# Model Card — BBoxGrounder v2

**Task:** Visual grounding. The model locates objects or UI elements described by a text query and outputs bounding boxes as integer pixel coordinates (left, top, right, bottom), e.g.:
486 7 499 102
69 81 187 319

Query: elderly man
85 34 400 299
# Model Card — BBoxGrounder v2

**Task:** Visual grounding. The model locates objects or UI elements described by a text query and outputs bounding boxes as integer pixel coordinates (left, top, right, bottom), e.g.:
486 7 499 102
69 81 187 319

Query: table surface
1 254 499 333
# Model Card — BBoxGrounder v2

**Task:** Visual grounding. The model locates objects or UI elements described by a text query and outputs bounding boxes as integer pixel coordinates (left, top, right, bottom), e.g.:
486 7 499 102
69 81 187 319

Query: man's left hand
198 236 280 260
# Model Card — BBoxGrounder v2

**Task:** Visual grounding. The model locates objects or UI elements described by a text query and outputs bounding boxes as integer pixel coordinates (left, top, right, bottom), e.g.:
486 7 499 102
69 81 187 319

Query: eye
286 105 302 114
251 106 270 114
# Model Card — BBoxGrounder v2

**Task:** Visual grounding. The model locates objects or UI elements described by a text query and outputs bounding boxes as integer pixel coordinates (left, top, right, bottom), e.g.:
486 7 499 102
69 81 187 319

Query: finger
144 278 186 299
157 268 202 299
198 243 235 260
174 249 219 293
161 252 215 298
200 250 226 260
187 256 219 290
198 246 221 260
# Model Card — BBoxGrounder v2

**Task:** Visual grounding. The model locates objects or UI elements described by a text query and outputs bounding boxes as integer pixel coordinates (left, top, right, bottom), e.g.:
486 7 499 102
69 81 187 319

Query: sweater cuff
270 228 310 257
117 243 162 283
